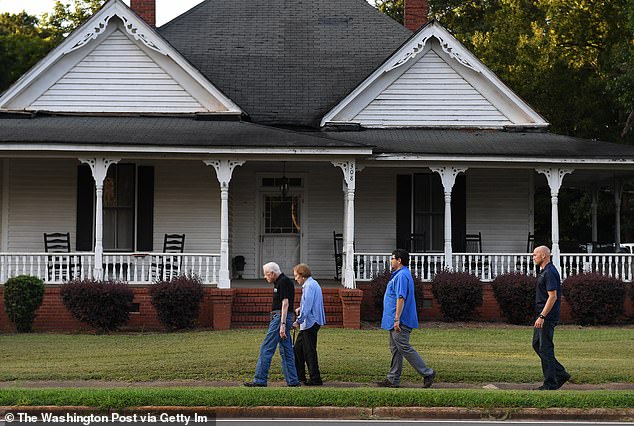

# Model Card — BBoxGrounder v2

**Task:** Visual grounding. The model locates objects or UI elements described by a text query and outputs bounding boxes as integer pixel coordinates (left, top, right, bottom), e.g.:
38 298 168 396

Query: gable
0 0 241 115
322 21 548 129
353 49 511 127
29 29 204 113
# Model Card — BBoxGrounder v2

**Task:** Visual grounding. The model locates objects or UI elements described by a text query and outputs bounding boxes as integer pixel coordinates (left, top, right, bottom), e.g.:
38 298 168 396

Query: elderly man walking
377 248 435 388
532 245 570 390
244 262 301 387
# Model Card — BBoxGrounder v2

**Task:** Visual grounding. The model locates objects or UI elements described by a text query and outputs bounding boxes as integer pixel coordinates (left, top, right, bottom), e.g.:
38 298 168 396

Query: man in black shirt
532 246 570 390
244 262 300 387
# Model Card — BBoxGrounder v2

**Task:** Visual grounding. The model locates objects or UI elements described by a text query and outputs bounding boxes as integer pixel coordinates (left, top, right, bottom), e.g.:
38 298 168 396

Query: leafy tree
41 0 105 45
374 0 404 24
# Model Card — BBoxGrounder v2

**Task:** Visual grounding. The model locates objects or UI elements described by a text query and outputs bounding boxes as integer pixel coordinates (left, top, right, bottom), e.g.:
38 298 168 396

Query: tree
374 0 404 24
41 0 105 45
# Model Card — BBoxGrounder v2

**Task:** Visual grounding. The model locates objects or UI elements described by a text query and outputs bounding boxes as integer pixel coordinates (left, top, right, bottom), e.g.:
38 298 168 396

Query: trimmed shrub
563 273 625 325
150 274 204 330
3 275 45 332
370 269 425 321
491 272 536 325
432 271 483 321
60 279 133 333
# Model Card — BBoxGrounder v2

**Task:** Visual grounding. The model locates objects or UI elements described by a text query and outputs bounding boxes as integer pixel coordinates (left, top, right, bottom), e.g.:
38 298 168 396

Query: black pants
532 319 568 389
294 324 322 383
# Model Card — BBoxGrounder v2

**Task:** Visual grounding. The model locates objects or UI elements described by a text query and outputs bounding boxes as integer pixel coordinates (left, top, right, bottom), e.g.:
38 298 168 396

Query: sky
0 0 207 26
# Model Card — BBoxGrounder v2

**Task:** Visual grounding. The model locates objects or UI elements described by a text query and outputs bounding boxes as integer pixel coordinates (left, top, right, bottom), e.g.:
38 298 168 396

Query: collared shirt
381 266 419 330
295 277 326 330
271 273 295 311
535 262 561 321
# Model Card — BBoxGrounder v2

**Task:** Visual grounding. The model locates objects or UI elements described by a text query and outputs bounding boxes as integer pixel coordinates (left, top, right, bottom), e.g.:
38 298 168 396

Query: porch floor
229 278 344 288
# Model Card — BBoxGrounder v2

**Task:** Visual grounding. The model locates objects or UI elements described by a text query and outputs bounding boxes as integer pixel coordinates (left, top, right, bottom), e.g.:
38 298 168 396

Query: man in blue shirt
377 249 435 388
292 263 326 386
532 246 570 390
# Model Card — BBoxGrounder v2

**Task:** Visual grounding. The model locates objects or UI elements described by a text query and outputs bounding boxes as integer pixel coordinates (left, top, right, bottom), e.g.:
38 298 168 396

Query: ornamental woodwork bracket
430 166 467 194
79 157 120 186
65 12 167 55
386 34 481 73
536 168 573 195
205 159 245 188
331 160 356 190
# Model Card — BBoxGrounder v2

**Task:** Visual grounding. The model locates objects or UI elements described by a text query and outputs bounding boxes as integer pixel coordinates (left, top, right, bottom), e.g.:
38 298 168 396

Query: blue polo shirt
535 262 562 321
381 266 419 330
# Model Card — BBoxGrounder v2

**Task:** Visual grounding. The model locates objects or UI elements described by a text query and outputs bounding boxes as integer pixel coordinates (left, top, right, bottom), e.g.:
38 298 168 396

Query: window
103 164 135 251
413 174 445 251
264 195 301 234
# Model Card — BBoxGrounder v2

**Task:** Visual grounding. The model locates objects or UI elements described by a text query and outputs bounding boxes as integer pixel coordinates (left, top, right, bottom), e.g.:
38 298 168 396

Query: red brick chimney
404 0 429 32
130 0 156 27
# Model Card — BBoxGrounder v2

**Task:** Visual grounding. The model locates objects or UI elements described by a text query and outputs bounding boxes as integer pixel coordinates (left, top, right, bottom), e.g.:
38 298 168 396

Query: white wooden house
1 0 633 294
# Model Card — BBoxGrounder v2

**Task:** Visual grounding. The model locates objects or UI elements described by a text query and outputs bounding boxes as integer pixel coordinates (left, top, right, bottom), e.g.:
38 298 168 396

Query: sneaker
555 373 571 389
243 381 266 387
423 372 436 388
288 382 301 387
376 378 399 388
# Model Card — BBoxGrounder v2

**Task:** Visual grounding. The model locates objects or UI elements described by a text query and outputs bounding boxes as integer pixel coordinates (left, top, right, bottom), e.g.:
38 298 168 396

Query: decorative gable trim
0 0 242 114
321 20 548 129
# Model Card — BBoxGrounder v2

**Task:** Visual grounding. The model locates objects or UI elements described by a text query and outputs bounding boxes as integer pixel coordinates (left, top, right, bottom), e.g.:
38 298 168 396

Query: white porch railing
0 253 220 284
354 252 634 282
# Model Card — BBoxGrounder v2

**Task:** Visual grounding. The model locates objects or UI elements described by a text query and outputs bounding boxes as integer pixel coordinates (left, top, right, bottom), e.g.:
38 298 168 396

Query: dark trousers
532 319 568 389
294 324 322 383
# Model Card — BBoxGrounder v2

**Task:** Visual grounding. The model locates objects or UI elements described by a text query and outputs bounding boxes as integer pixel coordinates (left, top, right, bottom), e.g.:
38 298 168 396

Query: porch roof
0 115 368 151
320 128 634 160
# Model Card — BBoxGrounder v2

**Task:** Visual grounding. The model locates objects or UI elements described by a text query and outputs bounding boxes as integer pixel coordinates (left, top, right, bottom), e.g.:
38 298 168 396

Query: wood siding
353 50 512 127
153 161 219 252
355 168 396 251
30 30 204 113
7 159 77 252
466 168 532 252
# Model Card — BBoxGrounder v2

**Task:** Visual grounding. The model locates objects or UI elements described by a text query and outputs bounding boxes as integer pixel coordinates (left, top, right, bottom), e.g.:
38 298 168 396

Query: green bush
150 275 204 330
60 279 134 333
563 273 625 325
3 275 45 332
369 269 425 321
432 271 482 321
491 272 536 325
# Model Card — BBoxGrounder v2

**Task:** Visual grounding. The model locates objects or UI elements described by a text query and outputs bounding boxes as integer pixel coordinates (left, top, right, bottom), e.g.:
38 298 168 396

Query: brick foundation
340 289 364 329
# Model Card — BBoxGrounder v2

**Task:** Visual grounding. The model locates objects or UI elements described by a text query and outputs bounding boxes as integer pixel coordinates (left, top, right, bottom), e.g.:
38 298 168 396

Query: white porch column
431 166 467 270
591 186 599 243
205 159 245 289
536 168 573 269
332 160 356 289
614 179 624 248
79 157 120 280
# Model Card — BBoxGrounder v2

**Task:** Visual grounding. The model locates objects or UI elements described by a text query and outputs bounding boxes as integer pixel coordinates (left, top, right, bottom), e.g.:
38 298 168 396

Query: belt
270 310 281 314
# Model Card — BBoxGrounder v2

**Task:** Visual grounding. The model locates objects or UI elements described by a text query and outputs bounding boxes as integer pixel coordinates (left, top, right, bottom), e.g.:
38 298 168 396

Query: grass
0 326 633 384
1 388 633 410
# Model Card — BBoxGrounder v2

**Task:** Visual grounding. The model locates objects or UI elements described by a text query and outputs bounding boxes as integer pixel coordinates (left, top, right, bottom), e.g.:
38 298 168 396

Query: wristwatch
538 314 545 319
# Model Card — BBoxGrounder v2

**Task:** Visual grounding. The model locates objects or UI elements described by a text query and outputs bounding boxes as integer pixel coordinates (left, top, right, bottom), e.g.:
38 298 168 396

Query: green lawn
0 326 632 384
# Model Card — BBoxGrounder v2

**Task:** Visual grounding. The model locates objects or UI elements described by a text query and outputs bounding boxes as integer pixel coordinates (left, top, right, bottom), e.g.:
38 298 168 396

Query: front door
260 194 302 275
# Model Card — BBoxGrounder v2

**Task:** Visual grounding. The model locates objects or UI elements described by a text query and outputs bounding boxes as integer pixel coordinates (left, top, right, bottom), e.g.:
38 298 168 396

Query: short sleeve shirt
535 262 561 321
271 273 295 311
381 266 419 330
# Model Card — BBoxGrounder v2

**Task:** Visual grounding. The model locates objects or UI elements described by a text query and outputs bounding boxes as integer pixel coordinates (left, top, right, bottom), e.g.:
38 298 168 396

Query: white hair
263 262 281 275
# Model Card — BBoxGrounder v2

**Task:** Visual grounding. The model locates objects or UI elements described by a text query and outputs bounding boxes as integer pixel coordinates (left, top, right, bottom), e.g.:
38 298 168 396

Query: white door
260 194 302 276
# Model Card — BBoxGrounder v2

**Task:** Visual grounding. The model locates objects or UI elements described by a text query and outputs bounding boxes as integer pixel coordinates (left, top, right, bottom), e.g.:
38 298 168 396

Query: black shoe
376 378 399 388
304 380 323 386
423 372 436 388
535 385 556 390
555 373 571 389
288 382 301 387
243 381 266 387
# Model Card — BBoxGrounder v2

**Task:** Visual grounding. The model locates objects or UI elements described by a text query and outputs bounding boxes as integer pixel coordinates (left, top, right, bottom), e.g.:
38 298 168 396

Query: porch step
231 288 343 328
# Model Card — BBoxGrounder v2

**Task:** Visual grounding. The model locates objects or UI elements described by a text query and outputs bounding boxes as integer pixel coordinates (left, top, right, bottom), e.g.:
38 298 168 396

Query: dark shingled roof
319 129 634 159
158 0 411 127
0 116 366 149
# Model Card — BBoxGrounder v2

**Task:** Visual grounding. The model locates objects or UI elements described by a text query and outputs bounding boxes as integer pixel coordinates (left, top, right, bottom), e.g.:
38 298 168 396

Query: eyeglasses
391 257 397 260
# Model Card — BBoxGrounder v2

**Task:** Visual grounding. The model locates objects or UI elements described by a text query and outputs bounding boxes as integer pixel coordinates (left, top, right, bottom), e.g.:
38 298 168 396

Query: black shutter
396 174 412 251
452 174 467 252
76 164 95 251
136 166 154 251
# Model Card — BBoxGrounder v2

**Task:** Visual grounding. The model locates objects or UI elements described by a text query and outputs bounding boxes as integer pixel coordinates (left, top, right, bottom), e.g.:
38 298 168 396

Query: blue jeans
253 312 299 385
533 319 568 389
